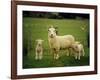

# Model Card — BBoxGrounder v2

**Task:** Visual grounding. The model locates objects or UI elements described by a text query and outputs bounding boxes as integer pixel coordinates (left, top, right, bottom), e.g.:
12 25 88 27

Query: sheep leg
67 49 69 56
54 53 59 60
69 48 73 56
52 50 55 59
78 51 81 60
35 52 38 60
53 49 59 60
75 52 78 59
52 49 56 59
54 53 56 60
82 48 85 56
52 49 56 60
56 53 59 60
55 49 59 60
39 52 43 60
71 48 75 56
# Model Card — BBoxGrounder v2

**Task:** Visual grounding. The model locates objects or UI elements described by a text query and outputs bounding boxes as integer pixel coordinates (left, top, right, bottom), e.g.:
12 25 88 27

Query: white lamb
71 41 85 60
48 25 75 59
35 39 44 60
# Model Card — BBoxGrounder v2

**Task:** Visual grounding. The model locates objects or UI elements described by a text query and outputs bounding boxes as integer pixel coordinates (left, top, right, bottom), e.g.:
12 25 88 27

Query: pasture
23 17 89 69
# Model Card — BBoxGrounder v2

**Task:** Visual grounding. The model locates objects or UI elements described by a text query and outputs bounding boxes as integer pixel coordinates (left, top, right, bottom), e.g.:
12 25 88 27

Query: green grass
23 17 89 68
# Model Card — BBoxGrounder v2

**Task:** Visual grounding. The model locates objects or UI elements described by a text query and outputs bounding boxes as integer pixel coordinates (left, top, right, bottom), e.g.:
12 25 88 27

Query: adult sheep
48 25 75 60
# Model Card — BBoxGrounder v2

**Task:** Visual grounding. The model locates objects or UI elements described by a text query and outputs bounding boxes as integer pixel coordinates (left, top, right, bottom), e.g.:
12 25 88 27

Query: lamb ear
35 39 38 42
42 40 44 42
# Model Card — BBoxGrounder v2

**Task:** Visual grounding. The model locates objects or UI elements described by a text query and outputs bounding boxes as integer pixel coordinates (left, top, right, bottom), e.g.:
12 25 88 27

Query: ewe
48 25 75 59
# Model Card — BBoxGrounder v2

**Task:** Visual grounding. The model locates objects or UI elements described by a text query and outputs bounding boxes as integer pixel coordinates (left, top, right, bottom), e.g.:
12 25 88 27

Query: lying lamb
71 41 85 60
48 25 75 60
35 39 44 60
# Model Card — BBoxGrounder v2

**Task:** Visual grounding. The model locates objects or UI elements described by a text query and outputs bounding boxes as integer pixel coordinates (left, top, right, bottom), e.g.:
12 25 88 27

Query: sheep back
48 35 75 49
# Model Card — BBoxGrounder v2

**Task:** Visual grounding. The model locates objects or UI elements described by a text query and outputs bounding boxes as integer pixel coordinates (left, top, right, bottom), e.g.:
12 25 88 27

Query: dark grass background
23 11 90 69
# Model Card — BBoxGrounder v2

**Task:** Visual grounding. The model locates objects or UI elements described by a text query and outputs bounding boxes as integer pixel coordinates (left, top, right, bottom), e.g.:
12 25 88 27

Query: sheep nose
38 44 41 46
51 34 53 37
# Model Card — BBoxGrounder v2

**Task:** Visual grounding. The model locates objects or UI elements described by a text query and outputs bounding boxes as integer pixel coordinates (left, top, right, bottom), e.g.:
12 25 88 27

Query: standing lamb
35 39 44 60
48 25 75 60
71 41 85 60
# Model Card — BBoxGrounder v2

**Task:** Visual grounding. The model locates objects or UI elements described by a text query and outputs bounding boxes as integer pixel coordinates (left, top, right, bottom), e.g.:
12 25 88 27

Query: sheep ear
48 27 50 31
56 30 58 35
48 25 55 29
47 26 51 31
48 25 53 28
42 40 44 42
50 25 54 28
54 26 58 34
75 41 80 44
35 39 38 42
48 25 53 31
54 26 58 29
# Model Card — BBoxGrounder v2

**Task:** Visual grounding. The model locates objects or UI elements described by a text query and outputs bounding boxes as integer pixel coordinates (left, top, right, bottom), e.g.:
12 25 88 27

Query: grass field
23 17 89 69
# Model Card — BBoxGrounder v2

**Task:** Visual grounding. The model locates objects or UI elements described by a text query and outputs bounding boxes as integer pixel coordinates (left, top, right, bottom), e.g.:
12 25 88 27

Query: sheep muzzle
50 34 54 38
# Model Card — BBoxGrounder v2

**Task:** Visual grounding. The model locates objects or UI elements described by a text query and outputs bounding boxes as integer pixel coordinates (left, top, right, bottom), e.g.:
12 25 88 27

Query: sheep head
36 39 44 47
48 25 58 38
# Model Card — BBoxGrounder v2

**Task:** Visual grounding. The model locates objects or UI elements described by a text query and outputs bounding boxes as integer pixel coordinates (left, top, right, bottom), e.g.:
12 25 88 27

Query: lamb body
35 39 44 60
71 41 85 60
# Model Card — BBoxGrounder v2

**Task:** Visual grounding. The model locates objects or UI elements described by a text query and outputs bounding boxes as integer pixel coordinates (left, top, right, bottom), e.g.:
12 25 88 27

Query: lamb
35 39 44 60
71 41 85 60
48 25 75 60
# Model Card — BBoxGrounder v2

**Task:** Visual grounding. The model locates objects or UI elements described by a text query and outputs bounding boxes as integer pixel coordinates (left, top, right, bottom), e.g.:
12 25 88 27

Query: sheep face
36 39 44 47
48 27 57 38
72 42 80 52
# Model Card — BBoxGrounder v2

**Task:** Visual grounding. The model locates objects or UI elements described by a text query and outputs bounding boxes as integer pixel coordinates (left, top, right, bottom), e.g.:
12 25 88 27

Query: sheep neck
49 36 57 44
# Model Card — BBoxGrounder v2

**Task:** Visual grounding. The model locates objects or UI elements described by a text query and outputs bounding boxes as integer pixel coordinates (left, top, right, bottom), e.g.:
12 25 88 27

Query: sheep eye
48 30 50 32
